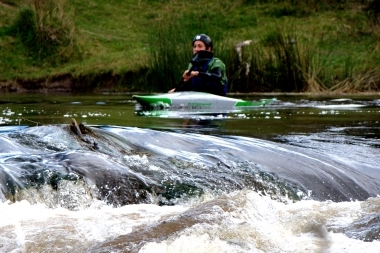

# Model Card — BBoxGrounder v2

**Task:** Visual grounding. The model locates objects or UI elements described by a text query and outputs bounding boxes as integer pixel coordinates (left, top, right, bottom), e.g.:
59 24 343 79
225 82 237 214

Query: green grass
0 0 379 93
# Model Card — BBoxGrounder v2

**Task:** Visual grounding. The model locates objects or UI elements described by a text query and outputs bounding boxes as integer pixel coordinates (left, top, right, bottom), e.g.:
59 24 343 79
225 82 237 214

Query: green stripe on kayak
235 98 274 107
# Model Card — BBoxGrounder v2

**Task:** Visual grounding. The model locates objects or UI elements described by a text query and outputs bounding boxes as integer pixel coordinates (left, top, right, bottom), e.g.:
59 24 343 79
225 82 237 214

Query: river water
0 93 379 252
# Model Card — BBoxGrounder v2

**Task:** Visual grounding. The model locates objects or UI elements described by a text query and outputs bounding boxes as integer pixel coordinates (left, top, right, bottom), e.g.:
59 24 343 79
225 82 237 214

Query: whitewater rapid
0 123 379 252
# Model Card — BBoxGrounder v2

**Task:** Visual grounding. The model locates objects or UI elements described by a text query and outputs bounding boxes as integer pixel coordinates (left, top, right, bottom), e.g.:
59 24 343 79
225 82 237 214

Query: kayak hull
133 92 275 111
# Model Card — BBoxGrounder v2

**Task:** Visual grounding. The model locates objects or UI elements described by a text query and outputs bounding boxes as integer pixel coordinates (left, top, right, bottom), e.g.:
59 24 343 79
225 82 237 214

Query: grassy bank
0 0 379 93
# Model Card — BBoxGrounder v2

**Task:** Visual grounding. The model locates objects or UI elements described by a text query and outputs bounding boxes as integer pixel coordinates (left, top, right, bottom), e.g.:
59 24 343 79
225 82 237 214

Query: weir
0 94 379 251
0 124 379 209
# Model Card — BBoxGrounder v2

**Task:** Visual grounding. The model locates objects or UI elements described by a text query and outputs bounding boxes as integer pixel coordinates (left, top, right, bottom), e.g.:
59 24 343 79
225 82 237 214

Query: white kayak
133 92 276 112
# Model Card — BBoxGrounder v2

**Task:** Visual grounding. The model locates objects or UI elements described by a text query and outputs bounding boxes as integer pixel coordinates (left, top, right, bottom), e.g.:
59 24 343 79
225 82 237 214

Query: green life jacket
188 57 228 87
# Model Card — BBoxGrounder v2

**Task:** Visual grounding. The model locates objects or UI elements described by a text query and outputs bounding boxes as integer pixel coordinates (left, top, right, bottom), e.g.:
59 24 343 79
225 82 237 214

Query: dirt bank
0 71 143 94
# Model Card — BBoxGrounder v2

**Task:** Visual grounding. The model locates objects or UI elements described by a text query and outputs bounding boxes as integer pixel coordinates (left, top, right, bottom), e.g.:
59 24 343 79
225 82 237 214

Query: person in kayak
169 34 228 96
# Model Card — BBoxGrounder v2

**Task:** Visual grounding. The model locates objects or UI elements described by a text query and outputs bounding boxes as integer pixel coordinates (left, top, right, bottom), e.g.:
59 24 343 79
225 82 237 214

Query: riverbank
2 76 379 96
0 71 144 93
1 0 379 93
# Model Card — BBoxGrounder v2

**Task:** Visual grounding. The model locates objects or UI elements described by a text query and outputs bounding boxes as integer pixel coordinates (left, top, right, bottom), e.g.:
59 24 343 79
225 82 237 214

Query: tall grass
145 0 379 93
145 23 191 92
227 29 317 92
228 27 380 93
329 45 380 93
148 24 379 93
8 0 81 64
148 25 319 92
146 16 229 92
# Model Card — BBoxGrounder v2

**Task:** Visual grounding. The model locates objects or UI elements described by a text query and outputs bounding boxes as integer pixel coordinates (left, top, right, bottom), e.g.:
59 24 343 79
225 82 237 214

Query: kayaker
169 34 228 96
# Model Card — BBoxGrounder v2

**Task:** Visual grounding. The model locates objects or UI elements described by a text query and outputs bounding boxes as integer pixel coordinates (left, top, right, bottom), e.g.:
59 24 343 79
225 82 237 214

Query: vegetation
0 0 379 93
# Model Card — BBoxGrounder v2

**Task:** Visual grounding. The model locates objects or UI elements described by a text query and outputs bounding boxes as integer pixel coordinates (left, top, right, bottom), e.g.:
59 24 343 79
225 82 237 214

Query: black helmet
192 34 213 50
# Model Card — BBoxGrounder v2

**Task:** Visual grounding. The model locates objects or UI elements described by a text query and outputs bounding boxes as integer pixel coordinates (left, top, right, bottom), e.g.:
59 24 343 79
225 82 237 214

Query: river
0 93 379 252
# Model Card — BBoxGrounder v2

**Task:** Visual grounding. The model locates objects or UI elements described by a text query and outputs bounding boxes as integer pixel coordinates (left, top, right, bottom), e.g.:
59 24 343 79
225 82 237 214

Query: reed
147 23 380 93
226 29 314 92
146 17 229 92
146 22 191 92
329 47 380 93
220 26 379 93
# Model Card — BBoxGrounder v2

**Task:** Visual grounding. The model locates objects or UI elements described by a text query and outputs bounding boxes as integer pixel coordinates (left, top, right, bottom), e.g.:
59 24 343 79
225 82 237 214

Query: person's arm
197 67 223 81
198 66 227 96
169 66 224 93
181 67 222 82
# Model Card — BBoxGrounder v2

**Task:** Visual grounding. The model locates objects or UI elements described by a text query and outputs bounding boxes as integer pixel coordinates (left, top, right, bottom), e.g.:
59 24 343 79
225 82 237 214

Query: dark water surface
1 93 379 138
0 93 379 252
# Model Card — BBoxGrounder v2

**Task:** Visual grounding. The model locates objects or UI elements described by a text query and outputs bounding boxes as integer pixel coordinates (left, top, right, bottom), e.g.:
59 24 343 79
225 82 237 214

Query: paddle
186 50 214 76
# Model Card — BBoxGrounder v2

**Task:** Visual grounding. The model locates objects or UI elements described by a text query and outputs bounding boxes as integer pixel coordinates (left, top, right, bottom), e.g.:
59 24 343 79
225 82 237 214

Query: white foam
316 104 366 109
0 200 188 252
1 191 380 252
136 191 380 253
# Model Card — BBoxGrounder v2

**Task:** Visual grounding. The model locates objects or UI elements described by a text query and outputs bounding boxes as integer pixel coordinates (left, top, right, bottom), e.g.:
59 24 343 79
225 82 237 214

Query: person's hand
182 70 199 82
168 88 175 93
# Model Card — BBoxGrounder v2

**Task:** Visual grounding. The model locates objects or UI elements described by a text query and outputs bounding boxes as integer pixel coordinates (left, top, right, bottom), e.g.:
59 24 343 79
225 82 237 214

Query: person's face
193 41 209 54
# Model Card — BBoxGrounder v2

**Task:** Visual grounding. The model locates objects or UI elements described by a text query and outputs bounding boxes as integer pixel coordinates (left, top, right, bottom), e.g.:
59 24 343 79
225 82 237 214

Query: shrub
9 0 81 64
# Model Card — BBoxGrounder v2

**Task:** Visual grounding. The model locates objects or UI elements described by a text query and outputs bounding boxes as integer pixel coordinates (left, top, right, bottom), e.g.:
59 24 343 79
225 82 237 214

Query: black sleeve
174 67 225 94
197 67 223 82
